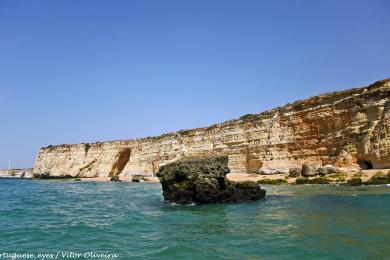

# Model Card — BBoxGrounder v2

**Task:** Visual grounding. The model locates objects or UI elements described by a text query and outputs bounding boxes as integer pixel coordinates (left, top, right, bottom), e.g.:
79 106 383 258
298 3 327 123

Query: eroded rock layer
33 79 390 177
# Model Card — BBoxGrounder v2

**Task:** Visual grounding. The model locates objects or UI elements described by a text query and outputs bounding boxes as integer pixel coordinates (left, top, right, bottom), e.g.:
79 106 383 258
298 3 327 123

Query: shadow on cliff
108 148 131 177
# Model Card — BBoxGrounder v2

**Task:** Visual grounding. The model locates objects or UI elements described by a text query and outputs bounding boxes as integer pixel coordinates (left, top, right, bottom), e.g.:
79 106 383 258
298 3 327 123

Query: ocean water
0 180 389 259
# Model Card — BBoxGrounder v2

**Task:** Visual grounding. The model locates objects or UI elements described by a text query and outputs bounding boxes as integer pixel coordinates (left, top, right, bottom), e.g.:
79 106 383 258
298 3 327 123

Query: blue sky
1 0 390 168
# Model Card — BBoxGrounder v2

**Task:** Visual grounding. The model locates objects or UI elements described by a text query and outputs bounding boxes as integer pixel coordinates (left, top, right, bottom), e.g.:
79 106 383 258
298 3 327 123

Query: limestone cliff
33 78 390 178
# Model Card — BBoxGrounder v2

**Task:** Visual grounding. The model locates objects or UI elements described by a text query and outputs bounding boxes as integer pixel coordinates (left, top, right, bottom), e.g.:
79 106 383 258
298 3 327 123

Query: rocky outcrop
288 168 301 177
365 171 390 185
33 78 390 178
316 165 340 176
0 169 33 179
156 156 266 204
110 175 120 182
346 178 363 186
301 164 316 177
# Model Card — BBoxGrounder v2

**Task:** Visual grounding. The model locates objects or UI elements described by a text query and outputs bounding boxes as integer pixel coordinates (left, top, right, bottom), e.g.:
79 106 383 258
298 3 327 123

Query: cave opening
358 160 373 170
108 148 131 177
217 177 226 190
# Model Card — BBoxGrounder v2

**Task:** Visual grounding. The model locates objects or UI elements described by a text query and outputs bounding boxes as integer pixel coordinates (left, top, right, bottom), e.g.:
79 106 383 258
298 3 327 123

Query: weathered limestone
316 165 340 176
33 78 390 178
259 167 289 175
156 156 266 204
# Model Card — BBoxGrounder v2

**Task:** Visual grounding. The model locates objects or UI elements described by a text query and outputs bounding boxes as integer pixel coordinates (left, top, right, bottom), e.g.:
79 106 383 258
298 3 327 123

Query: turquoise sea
0 180 389 259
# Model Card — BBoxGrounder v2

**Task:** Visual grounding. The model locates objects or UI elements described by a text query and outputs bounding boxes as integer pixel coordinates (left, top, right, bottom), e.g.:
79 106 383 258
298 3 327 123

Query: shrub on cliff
239 114 258 121
177 129 191 135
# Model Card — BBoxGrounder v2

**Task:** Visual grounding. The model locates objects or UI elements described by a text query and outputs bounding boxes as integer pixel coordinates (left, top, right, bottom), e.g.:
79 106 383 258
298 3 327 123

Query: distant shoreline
2 169 388 186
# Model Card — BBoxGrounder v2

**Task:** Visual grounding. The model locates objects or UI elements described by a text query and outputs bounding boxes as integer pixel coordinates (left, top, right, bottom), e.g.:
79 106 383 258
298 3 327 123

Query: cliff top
41 78 390 150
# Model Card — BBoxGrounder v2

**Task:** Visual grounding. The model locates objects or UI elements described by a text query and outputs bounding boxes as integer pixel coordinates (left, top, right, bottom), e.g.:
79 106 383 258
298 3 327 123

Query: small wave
168 201 197 206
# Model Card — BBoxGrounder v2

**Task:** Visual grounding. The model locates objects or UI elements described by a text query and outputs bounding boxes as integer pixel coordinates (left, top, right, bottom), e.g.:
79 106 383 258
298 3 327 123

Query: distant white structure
8 160 11 170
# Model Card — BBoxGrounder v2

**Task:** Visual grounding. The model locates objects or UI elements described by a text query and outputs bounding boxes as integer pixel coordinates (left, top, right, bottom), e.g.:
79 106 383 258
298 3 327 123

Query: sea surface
0 180 389 259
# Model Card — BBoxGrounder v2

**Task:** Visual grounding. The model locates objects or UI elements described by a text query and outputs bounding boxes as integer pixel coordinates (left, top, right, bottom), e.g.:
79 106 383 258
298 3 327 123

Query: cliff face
33 79 390 177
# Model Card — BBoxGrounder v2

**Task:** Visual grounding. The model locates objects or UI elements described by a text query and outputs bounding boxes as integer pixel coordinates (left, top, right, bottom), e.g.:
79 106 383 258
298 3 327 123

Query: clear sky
1 0 389 168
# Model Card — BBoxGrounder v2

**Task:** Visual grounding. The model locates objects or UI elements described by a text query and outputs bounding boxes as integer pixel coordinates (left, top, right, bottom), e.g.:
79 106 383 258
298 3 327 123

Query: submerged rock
156 156 266 204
